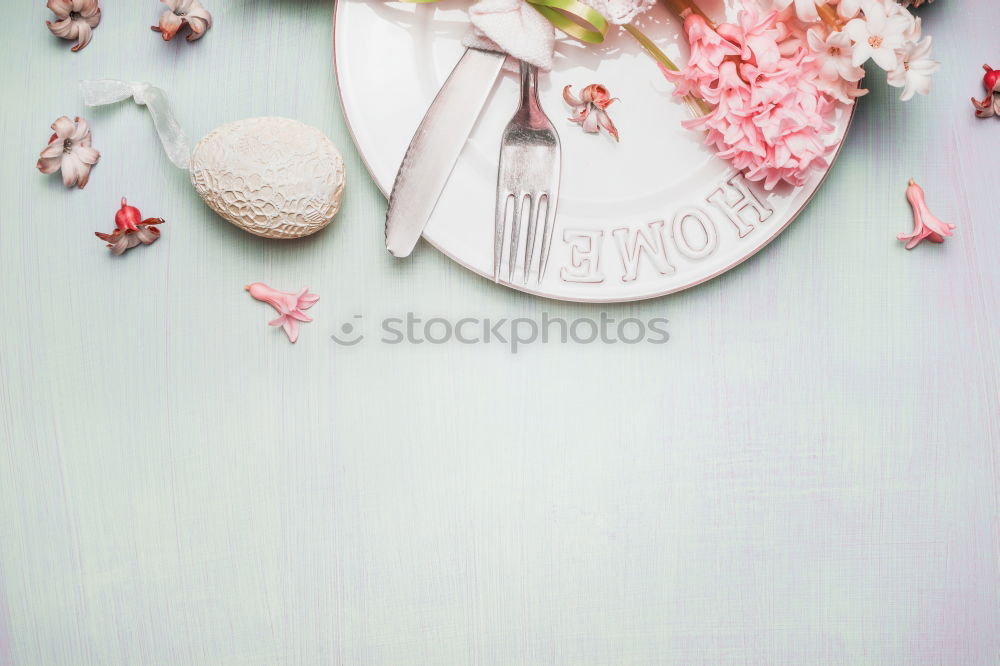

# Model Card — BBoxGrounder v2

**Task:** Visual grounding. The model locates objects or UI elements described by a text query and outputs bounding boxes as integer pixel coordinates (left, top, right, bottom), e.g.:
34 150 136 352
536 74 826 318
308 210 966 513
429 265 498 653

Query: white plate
333 0 853 303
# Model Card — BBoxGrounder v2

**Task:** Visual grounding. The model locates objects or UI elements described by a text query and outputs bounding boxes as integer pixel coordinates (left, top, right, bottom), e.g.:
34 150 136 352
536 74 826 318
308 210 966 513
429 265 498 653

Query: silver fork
494 61 562 284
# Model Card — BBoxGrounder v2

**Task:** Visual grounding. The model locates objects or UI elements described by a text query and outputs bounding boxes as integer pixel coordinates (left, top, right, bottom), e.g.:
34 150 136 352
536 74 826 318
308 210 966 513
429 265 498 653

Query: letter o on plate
672 207 719 260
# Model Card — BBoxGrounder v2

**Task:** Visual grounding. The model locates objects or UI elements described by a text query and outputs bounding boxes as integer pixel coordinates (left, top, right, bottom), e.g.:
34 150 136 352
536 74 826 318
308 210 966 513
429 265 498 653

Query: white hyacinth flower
844 1 911 70
887 36 940 101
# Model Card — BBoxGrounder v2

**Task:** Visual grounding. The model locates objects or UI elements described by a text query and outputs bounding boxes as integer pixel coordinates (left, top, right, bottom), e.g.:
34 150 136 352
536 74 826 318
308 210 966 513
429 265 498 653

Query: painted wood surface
1 1 997 664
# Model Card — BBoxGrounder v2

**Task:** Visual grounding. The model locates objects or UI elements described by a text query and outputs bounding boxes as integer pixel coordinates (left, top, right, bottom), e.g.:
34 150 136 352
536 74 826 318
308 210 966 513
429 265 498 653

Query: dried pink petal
972 64 1000 118
95 229 131 256
95 199 164 255
897 179 955 250
563 84 620 141
115 198 142 231
245 283 319 343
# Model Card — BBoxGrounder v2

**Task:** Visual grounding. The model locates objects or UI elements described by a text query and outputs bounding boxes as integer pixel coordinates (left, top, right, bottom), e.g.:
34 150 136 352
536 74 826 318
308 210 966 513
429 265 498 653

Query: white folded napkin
461 0 655 71
463 0 555 70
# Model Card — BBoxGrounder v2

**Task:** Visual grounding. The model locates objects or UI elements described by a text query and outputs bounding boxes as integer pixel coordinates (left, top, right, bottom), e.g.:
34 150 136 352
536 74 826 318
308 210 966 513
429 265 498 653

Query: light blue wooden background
1 1 998 664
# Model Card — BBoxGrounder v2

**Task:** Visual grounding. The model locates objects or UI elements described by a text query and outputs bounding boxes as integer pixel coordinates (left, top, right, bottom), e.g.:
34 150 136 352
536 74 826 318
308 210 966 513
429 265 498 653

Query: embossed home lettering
560 229 605 283
612 221 676 283
556 174 773 286
707 175 773 238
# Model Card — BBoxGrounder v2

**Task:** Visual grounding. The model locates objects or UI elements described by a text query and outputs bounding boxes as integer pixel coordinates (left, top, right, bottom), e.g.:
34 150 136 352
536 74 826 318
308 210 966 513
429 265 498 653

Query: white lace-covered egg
189 117 346 239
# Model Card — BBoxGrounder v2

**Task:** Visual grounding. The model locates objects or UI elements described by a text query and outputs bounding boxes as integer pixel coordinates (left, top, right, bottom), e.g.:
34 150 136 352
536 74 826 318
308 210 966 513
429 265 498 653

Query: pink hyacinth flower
897 180 955 250
660 14 740 97
245 283 320 343
717 6 782 71
661 3 836 191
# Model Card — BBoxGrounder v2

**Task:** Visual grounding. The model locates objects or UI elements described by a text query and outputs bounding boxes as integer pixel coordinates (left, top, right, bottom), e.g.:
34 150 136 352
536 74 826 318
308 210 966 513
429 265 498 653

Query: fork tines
494 61 561 285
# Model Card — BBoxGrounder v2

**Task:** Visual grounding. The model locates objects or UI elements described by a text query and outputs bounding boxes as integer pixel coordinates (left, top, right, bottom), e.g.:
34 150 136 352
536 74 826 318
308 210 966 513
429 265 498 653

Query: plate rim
332 0 856 304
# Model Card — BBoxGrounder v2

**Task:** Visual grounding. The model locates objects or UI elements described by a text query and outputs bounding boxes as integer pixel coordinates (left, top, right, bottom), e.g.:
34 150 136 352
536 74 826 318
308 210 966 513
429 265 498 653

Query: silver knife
385 48 506 258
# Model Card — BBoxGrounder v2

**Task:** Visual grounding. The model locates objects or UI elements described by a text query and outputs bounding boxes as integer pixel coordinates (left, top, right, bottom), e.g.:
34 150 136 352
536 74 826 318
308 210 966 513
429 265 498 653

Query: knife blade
385 48 506 258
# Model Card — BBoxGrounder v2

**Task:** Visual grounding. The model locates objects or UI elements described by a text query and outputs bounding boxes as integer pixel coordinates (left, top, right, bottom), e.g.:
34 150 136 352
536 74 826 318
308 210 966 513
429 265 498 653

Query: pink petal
298 295 319 309
47 17 77 39
296 289 319 309
40 141 64 159
282 318 299 343
61 153 82 187
70 118 90 142
71 21 93 51
46 0 72 18
37 156 62 175
84 8 101 28
187 6 212 28
75 162 93 189
287 310 312 323
870 47 898 72
108 235 130 256
185 17 209 41
74 145 100 165
972 95 996 117
134 227 160 244
51 117 75 139
596 110 619 141
154 12 184 40
568 106 589 124
78 0 100 19
562 85 582 107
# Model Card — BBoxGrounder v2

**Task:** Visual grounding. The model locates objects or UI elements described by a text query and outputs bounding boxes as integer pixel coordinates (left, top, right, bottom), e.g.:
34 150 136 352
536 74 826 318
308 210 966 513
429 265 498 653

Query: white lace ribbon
587 0 655 24
80 80 191 169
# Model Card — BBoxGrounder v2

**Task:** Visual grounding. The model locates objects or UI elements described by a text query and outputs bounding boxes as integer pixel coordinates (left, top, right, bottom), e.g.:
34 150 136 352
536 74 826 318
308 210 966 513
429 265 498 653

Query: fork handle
519 60 541 113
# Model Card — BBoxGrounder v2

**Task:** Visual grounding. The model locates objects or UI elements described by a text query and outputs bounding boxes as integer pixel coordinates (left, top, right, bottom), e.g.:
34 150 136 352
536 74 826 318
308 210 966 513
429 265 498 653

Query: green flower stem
623 23 711 117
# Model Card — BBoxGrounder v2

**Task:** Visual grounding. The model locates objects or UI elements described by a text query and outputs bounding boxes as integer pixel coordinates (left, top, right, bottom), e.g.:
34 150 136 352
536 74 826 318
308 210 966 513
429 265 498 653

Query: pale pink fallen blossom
152 0 212 42
46 0 101 52
897 179 955 250
245 283 319 343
